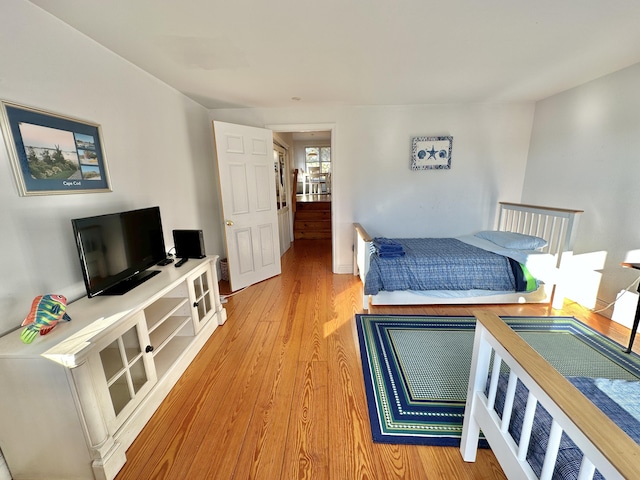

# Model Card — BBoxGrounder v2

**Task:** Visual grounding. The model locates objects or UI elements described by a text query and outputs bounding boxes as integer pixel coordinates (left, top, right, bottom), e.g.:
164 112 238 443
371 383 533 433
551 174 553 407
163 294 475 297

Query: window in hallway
305 146 331 174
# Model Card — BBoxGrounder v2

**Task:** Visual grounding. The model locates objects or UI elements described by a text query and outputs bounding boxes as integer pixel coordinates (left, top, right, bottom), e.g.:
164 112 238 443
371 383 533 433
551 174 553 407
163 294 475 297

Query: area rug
355 314 640 446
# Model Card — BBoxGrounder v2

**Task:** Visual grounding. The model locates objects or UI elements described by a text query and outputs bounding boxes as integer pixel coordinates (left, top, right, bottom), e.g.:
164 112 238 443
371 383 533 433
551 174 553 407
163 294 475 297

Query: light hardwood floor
115 239 637 480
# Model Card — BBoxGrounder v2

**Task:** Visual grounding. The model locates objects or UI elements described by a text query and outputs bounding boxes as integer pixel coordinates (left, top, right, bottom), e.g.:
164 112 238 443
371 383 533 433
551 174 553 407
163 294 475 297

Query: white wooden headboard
497 202 582 259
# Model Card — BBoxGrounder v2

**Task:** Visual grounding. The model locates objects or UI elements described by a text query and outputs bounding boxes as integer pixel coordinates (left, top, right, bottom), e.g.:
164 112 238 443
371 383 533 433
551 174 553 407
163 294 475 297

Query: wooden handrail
499 201 584 215
353 223 372 242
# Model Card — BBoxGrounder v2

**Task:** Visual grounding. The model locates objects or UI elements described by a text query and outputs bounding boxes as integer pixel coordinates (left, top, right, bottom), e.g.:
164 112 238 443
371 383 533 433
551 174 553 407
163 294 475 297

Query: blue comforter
364 237 521 295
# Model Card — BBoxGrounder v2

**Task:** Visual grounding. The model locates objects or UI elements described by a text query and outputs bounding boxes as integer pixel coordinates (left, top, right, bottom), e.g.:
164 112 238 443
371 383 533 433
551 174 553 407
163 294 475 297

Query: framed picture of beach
0 101 111 196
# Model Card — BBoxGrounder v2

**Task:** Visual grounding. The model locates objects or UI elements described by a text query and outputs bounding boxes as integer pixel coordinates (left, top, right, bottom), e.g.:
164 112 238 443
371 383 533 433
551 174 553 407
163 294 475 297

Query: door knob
225 220 234 226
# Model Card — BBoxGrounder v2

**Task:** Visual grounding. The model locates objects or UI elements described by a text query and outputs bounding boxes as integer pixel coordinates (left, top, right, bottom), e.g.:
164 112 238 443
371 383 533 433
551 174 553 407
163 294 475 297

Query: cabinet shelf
145 297 189 333
150 316 192 356
154 336 194 378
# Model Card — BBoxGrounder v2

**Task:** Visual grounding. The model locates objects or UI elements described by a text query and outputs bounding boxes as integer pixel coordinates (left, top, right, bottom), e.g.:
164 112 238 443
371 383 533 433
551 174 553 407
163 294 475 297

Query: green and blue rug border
355 314 640 446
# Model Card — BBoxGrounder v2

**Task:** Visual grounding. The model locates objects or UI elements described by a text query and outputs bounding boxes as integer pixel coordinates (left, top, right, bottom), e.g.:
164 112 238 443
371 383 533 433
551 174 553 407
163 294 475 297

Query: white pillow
475 230 547 250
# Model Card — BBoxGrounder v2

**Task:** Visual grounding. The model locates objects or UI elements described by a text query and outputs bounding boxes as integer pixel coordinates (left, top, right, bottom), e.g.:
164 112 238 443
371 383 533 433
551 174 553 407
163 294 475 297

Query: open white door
213 121 281 291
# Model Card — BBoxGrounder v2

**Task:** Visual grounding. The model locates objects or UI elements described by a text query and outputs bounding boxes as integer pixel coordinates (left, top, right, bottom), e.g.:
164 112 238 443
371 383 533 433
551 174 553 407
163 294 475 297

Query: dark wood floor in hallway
116 238 635 479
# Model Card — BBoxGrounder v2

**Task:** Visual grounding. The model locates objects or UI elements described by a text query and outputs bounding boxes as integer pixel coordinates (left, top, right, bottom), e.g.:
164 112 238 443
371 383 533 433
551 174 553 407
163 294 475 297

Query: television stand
0 256 226 480
101 269 161 296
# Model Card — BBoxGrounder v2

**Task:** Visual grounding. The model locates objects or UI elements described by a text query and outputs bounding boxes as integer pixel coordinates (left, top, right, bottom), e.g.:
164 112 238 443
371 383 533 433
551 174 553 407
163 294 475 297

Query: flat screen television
72 206 167 297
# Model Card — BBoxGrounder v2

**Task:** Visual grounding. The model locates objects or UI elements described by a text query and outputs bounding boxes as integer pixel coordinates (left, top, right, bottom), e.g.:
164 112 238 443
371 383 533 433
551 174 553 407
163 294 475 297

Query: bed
460 310 640 480
353 202 583 311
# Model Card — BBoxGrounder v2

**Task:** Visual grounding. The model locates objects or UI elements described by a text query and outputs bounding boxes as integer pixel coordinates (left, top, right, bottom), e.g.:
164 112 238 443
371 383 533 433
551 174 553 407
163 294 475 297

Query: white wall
523 62 640 325
0 0 224 336
210 103 536 274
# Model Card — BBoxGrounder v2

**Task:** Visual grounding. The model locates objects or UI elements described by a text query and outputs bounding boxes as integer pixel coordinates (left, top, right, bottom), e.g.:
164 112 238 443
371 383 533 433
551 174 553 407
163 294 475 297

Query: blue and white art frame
0 101 112 196
411 136 453 170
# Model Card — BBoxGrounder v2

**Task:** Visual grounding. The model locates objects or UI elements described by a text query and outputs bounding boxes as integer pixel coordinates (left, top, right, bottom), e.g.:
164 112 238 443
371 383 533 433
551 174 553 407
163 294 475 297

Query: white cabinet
92 312 157 434
188 263 217 332
0 256 226 480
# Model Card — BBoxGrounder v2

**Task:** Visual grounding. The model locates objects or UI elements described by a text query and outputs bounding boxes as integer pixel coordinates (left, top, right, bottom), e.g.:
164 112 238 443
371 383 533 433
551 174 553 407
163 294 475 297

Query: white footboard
460 310 640 479
353 223 372 310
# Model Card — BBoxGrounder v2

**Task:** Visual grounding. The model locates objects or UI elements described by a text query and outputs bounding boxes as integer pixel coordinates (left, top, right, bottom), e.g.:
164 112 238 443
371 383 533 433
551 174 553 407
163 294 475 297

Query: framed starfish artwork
411 135 452 170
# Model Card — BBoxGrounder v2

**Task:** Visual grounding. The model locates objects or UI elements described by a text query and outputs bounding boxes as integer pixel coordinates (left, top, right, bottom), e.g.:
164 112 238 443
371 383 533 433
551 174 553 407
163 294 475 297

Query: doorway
267 123 336 272
293 132 331 242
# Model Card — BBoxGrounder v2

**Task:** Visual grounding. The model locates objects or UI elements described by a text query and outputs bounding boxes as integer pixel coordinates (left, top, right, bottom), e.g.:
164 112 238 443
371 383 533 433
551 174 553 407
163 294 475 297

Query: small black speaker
173 229 206 259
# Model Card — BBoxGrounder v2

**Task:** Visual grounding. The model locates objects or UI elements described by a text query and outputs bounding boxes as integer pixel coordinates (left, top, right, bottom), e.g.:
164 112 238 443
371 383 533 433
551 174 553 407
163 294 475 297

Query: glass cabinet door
98 317 156 428
189 266 215 331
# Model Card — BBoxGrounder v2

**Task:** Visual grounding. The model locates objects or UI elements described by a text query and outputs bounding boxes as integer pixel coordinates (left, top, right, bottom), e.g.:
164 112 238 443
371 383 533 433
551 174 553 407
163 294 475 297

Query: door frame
267 123 336 273
273 140 292 254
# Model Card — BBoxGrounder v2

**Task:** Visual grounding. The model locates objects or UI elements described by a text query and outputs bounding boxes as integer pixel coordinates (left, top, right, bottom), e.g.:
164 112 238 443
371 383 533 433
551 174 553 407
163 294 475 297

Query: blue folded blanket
378 251 405 257
373 237 405 257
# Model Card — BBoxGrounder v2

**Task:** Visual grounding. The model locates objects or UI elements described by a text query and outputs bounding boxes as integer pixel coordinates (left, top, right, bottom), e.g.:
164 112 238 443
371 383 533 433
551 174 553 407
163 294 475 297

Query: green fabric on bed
520 262 537 291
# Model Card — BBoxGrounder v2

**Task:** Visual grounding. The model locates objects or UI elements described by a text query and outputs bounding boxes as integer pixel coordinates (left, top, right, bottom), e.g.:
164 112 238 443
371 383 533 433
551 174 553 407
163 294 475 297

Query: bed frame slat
518 393 538 462
500 371 518 434
487 354 503 410
577 457 596 480
540 420 563 480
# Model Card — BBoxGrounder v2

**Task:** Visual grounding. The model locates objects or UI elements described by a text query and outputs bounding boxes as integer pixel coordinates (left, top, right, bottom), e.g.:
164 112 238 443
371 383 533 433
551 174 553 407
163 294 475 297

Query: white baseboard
592 297 614 320
334 263 353 275
611 290 638 329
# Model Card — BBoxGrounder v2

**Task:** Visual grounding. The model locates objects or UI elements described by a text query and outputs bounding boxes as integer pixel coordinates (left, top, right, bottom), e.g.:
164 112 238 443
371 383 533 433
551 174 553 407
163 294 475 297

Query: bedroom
1 0 640 478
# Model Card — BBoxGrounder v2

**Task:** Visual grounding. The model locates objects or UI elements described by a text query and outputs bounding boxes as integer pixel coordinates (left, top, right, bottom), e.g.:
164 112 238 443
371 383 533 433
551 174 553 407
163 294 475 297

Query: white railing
460 310 640 480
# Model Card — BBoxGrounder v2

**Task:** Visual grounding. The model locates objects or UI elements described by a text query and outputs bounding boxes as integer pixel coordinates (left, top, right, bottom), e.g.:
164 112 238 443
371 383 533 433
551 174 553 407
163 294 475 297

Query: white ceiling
28 0 640 109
